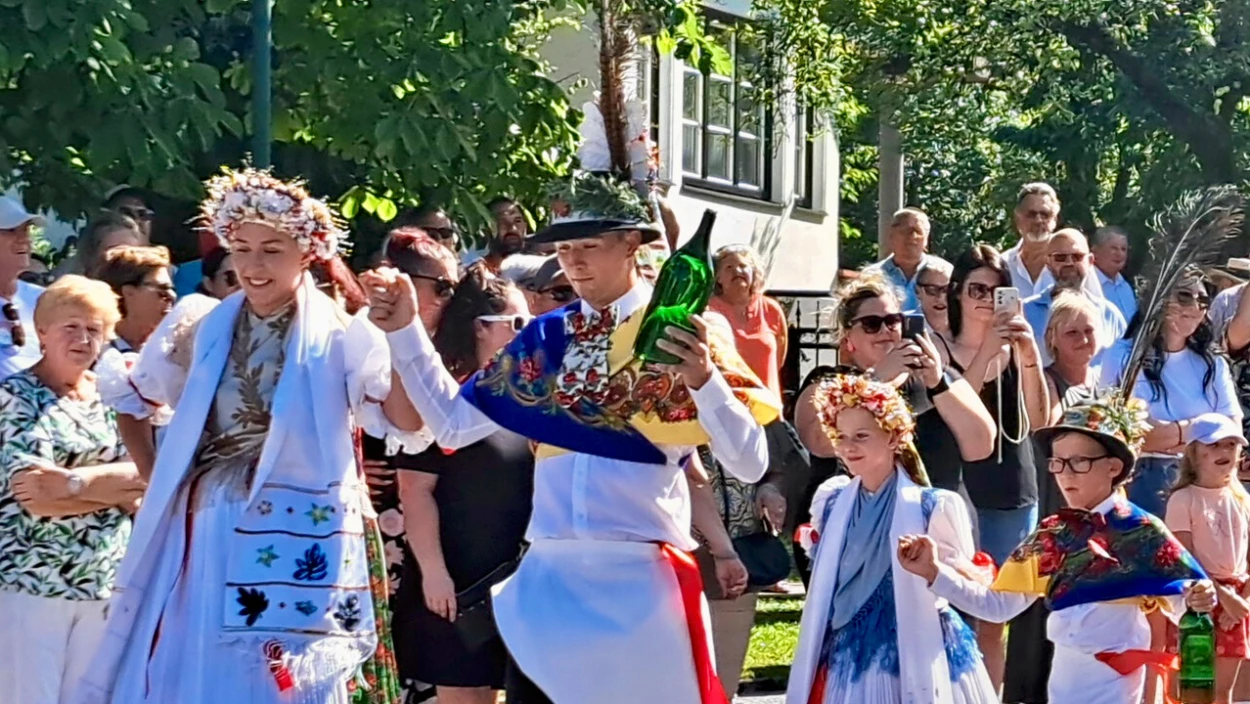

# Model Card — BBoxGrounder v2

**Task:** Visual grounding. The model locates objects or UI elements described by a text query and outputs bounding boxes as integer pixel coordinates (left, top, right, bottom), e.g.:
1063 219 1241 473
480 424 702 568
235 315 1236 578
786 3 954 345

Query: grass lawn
741 596 804 689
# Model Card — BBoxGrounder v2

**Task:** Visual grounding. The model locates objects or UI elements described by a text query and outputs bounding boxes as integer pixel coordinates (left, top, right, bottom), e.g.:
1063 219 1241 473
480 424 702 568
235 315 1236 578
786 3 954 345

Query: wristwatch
66 474 84 497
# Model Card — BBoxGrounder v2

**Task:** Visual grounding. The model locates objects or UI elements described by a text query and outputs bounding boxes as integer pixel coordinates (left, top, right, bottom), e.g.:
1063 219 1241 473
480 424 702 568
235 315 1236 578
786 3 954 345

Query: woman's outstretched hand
361 268 418 333
897 534 940 585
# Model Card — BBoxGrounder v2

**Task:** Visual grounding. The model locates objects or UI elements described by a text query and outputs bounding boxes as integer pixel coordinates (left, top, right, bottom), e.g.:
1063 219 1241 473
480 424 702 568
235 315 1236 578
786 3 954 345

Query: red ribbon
263 640 295 692
806 664 828 704
660 544 730 704
1095 649 1178 704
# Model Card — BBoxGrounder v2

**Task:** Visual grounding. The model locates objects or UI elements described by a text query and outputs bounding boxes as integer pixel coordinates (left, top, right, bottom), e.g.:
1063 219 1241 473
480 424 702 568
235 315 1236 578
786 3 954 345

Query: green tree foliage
757 0 1250 268
0 0 586 257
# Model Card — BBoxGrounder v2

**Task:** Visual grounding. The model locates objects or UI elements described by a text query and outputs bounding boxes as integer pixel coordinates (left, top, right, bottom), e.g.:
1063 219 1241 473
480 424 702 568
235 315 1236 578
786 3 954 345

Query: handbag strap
709 449 733 532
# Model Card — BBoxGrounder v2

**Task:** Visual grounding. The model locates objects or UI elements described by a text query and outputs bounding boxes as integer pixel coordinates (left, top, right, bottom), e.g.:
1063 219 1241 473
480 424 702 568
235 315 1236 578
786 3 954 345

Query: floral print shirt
0 370 131 600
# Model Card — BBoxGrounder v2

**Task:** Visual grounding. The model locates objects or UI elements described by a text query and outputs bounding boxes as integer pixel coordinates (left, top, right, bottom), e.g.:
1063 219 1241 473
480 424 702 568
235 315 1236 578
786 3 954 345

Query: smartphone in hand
903 313 927 340
993 286 1020 313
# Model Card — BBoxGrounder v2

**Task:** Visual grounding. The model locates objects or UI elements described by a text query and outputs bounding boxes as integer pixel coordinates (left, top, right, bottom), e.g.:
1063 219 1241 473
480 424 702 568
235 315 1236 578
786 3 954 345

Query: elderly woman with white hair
915 256 954 339
0 276 146 704
75 168 422 704
708 244 788 400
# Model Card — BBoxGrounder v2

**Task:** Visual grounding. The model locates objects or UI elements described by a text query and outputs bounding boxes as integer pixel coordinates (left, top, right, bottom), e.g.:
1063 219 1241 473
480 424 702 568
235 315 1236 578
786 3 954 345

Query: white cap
0 197 46 230
1189 413 1248 446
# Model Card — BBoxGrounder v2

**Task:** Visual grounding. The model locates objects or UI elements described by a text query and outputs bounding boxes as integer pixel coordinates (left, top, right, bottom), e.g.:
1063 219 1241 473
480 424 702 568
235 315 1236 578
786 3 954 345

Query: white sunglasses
476 314 531 332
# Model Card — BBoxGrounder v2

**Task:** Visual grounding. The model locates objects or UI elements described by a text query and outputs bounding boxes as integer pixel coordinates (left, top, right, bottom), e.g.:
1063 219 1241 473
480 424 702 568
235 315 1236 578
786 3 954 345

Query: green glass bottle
634 209 717 365
1178 609 1216 704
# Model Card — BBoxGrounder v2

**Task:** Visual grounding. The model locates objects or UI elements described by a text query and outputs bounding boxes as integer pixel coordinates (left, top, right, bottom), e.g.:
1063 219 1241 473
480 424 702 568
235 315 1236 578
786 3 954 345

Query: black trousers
505 658 554 704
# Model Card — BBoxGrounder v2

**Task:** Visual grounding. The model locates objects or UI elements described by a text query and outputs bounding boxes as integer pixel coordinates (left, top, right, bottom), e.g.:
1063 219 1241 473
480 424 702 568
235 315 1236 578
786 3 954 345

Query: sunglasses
477 314 531 332
2 303 24 347
1048 252 1086 264
1173 290 1211 310
119 206 155 222
963 282 999 301
424 226 460 243
851 313 904 334
412 273 456 299
136 281 177 298
540 285 576 303
916 283 948 297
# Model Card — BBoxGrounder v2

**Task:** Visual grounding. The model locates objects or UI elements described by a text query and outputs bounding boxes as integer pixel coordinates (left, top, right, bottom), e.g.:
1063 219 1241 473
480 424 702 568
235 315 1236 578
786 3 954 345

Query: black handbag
716 464 792 589
452 546 526 651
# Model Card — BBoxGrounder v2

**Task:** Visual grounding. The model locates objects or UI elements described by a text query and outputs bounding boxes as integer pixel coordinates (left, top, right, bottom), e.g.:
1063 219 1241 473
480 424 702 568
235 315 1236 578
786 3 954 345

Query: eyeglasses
477 314 530 332
2 303 24 347
411 273 456 299
851 313 904 334
1173 290 1211 310
917 283 948 297
539 285 576 303
963 282 999 301
118 206 155 222
1048 252 1086 264
1046 455 1110 475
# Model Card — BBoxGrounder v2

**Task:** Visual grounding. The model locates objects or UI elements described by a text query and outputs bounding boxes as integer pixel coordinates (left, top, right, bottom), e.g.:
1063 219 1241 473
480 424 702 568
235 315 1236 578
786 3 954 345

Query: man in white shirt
1091 225 1137 323
366 203 775 704
0 197 46 380
1021 229 1126 366
1003 182 1061 298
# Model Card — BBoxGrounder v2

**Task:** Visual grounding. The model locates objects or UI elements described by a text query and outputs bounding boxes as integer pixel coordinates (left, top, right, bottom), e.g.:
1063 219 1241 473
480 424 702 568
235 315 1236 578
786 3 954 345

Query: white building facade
541 1 841 293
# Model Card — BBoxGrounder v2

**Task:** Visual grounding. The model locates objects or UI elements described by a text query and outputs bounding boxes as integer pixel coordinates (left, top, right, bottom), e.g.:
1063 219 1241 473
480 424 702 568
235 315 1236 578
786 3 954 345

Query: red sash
660 544 730 704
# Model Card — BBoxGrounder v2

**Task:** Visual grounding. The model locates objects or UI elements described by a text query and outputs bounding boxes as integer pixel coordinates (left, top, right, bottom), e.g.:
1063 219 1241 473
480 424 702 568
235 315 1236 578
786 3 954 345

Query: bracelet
711 551 738 561
926 372 951 398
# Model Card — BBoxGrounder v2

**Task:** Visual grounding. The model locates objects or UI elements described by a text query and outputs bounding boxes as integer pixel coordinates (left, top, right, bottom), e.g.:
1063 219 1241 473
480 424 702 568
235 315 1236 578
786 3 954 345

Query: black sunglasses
540 285 576 303
118 206 155 222
916 283 948 297
424 226 460 243
851 313 904 334
2 302 24 347
1173 290 1211 310
964 282 999 301
412 273 456 299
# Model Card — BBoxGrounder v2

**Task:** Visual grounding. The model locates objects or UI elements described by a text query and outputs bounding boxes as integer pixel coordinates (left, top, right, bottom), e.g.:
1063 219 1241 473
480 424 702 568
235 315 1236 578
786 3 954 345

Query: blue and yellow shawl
461 302 780 464
992 499 1207 611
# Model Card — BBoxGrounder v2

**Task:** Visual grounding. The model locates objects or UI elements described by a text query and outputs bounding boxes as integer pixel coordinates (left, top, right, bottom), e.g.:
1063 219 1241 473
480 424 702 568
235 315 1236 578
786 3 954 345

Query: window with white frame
680 25 769 198
794 104 814 209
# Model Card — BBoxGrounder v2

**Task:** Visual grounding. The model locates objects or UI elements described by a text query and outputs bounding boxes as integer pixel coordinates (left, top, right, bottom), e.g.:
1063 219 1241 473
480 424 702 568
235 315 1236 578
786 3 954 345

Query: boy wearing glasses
1022 228 1128 366
0 197 45 381
899 394 1218 704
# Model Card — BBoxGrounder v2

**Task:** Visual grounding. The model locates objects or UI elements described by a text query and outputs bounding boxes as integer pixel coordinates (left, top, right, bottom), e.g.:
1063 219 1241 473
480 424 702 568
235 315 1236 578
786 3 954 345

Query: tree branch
1058 20 1239 182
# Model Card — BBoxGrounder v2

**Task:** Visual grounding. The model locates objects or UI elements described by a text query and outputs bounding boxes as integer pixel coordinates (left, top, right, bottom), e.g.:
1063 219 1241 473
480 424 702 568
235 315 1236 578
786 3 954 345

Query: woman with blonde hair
0 276 145 703
788 373 996 704
708 244 788 400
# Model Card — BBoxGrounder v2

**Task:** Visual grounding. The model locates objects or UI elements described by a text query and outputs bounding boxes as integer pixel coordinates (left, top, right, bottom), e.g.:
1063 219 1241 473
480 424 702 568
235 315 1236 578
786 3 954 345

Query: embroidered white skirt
105 474 351 704
491 539 706 704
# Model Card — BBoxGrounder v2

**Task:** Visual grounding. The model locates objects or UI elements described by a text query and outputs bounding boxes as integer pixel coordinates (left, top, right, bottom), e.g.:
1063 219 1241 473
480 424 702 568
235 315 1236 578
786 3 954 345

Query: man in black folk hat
365 167 780 704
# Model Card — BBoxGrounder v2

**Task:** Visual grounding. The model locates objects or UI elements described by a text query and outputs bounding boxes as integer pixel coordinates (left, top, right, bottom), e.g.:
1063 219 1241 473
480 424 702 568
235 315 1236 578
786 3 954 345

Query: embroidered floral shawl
463 301 780 463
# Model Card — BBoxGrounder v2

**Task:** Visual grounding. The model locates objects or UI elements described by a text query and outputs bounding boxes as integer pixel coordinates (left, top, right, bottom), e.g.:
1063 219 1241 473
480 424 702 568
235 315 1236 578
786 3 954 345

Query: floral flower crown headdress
812 374 916 445
200 167 345 261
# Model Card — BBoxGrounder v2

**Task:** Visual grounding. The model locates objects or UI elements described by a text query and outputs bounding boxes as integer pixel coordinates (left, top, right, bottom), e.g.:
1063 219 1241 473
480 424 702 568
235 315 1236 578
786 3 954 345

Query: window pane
794 107 807 199
682 123 701 174
707 132 731 181
738 88 762 136
707 79 732 128
682 72 701 121
736 136 761 188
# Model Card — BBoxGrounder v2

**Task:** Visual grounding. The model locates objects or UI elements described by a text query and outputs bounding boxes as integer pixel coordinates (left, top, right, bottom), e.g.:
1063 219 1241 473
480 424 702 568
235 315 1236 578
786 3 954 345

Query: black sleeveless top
951 351 1038 510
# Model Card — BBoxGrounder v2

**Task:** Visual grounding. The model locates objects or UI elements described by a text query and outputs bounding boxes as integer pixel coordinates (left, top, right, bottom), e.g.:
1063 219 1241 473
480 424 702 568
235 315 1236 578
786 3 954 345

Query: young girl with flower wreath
786 373 999 704
899 392 1218 704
